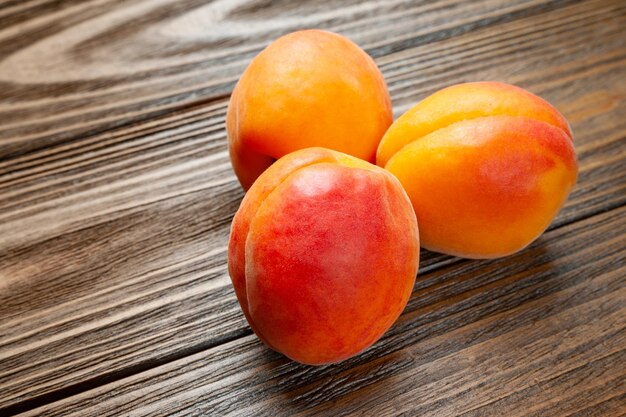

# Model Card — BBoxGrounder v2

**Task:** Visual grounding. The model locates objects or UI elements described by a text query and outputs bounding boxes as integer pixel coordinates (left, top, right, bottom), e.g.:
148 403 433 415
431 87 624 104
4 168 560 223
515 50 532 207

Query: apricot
227 30 392 190
377 82 578 258
228 148 419 365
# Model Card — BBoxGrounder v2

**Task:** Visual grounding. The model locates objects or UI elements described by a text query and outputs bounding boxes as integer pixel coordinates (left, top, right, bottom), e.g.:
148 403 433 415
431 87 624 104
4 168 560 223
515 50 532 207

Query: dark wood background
0 0 624 415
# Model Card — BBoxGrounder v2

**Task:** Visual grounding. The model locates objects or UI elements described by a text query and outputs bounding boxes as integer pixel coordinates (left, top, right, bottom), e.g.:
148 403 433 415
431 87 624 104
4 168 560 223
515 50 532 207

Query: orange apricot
227 30 392 190
378 82 578 258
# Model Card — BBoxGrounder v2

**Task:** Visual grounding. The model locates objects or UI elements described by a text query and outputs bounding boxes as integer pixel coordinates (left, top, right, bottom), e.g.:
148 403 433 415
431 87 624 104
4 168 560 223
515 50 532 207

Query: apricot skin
228 148 419 365
227 30 392 190
378 82 578 259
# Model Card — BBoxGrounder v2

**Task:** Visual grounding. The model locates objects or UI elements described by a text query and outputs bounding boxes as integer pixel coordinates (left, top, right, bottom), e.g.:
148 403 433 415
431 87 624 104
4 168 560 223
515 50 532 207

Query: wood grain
0 0 621 158
0 0 625 414
18 205 626 417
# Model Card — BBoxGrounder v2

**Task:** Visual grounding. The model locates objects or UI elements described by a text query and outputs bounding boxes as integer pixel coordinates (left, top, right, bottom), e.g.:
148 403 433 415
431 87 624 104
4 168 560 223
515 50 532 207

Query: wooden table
1 0 624 415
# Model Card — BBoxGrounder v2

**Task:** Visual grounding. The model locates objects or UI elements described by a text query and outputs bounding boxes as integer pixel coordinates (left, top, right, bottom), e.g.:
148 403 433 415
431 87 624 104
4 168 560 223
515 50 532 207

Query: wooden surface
0 0 624 415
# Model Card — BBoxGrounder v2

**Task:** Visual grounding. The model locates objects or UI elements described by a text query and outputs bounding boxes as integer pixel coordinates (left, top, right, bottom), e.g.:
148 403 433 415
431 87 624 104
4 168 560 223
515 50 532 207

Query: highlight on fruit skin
377 82 578 259
227 29 392 190
228 147 419 365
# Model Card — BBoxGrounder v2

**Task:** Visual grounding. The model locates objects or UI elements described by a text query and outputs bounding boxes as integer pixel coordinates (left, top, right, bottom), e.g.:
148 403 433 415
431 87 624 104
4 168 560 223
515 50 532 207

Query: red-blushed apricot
378 82 577 259
227 30 392 190
228 148 419 365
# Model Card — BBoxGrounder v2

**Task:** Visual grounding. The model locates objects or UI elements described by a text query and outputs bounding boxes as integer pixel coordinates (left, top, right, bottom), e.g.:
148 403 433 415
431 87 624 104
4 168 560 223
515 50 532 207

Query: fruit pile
226 30 577 365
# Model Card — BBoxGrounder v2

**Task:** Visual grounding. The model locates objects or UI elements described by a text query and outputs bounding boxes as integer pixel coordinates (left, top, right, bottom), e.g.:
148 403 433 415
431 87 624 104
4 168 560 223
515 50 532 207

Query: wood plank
1 0 625 412
0 0 615 158
18 205 626 417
